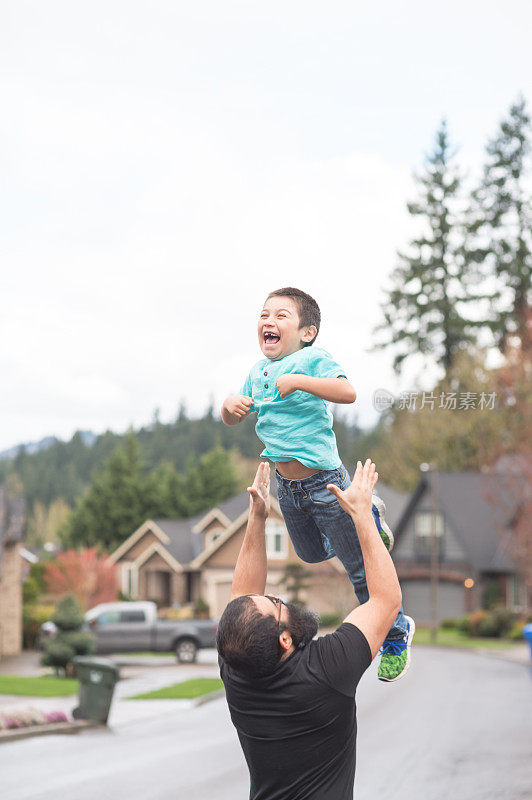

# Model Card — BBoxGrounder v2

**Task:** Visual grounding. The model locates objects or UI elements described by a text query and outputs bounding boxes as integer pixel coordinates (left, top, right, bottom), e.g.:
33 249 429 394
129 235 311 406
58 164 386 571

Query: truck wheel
175 638 198 663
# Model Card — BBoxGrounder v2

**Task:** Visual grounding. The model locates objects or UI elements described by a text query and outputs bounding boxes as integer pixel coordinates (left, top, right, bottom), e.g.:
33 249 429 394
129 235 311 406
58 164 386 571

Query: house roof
0 486 25 574
153 491 254 565
371 483 410 530
396 471 520 573
123 480 406 571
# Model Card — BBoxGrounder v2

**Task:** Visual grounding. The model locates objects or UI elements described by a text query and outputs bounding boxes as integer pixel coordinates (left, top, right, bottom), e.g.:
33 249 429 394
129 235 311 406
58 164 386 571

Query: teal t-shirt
240 347 346 470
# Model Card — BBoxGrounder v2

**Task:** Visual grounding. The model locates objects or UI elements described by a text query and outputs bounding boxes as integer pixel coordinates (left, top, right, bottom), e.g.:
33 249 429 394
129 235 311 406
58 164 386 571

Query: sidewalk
0 650 223 730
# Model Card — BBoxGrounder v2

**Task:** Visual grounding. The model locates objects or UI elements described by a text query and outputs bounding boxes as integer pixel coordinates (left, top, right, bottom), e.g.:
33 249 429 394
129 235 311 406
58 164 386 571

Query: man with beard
217 459 403 800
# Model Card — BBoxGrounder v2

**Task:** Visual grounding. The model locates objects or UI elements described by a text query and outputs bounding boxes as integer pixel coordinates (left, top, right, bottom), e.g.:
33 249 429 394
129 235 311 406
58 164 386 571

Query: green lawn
414 628 521 650
127 678 224 700
0 674 79 697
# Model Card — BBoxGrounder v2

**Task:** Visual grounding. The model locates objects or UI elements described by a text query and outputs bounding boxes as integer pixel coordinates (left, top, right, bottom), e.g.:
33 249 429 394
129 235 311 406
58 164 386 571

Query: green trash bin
72 656 120 724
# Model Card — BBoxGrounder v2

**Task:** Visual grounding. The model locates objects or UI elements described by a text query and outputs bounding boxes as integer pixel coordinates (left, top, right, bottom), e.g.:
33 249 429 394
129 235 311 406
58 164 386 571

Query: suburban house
109 468 526 623
393 471 525 624
108 482 410 618
0 487 25 660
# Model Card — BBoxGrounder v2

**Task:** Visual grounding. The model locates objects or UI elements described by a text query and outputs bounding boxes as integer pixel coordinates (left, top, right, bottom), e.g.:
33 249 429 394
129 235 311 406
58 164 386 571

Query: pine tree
184 446 238 515
64 434 150 552
465 96 532 355
280 562 311 607
146 460 189 518
41 594 94 677
374 121 487 374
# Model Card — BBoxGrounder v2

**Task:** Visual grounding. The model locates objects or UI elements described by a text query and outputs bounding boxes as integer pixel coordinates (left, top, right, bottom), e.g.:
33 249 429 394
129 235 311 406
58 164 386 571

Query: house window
509 575 521 608
266 520 287 559
121 563 139 598
414 511 444 560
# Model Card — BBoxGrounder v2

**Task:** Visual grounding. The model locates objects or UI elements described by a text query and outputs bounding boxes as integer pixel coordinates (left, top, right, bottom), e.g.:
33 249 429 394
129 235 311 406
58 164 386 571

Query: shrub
457 616 472 634
41 594 94 676
456 607 517 639
41 640 75 675
159 605 194 620
441 618 460 630
194 597 210 618
319 613 342 628
61 631 96 657
465 610 488 636
490 607 516 637
22 603 56 649
508 621 527 641
477 615 499 637
51 595 85 631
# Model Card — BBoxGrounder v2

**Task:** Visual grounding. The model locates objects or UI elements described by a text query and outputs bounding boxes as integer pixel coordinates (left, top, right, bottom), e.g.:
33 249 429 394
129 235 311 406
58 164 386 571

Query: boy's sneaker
377 616 415 682
372 494 394 551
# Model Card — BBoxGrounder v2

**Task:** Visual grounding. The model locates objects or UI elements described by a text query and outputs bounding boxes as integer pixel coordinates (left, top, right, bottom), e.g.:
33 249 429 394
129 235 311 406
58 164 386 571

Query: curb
191 688 225 707
0 719 104 744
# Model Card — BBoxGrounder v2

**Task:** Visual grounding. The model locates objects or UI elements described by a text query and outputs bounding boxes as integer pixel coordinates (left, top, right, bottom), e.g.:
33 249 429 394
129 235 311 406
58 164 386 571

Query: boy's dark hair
217 595 283 678
266 287 320 346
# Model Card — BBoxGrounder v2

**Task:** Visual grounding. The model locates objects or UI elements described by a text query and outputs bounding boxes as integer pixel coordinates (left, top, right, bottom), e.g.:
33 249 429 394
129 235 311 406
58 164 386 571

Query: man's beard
285 603 319 648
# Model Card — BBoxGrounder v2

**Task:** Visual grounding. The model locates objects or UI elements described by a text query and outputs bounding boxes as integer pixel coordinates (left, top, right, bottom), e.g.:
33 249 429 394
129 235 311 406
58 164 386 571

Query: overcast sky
1 1 530 451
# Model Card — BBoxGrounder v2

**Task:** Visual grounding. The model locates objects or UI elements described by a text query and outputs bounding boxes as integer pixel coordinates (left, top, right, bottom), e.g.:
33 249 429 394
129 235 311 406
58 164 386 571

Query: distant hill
0 431 97 461
0 409 371 512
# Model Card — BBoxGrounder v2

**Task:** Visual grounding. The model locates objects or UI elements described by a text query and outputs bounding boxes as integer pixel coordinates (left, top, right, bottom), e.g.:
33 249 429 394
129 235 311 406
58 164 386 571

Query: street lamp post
420 463 439 643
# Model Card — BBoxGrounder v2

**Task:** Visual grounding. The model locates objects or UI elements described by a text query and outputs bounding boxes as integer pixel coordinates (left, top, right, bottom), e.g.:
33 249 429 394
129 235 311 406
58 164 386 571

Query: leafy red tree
486 333 532 610
44 548 119 611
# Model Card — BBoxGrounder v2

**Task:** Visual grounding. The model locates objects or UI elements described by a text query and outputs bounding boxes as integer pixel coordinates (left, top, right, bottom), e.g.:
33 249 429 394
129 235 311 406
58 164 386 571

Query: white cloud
0 1 529 448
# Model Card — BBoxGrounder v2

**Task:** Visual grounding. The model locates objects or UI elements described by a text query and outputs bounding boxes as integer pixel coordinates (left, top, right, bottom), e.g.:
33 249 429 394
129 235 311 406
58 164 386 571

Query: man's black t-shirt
219 622 372 800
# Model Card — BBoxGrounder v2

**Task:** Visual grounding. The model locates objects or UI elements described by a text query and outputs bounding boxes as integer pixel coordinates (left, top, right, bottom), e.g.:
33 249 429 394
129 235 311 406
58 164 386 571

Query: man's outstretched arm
230 461 270 601
327 459 402 659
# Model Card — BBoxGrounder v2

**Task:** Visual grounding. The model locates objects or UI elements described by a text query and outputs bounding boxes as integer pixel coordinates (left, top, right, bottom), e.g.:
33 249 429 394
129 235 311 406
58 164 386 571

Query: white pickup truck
39 601 218 663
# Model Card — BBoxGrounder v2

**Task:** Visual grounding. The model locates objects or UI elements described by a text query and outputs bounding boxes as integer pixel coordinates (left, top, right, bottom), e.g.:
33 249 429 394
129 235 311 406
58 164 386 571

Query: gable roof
133 541 184 572
189 495 283 569
108 519 171 564
396 471 520 573
153 492 254 565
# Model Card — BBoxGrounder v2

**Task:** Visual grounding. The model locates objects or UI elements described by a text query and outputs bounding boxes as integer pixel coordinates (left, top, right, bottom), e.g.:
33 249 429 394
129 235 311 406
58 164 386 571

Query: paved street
1 647 531 800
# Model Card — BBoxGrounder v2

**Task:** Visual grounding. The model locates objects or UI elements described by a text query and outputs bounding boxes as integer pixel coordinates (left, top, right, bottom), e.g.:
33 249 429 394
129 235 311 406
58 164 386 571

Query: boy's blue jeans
275 463 408 641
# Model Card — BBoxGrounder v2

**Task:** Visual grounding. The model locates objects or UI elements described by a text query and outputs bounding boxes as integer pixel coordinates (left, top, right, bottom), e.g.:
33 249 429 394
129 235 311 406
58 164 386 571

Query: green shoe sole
378 616 416 682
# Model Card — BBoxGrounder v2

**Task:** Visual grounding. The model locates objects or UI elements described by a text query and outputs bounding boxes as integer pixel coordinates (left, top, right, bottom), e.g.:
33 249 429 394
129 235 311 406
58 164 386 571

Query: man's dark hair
216 596 282 678
266 287 320 346
217 596 320 679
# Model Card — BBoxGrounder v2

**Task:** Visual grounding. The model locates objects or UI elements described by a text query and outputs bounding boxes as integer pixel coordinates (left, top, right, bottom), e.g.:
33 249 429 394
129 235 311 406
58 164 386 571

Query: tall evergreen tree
465 96 532 355
374 121 487 374
63 434 150 552
184 446 239 516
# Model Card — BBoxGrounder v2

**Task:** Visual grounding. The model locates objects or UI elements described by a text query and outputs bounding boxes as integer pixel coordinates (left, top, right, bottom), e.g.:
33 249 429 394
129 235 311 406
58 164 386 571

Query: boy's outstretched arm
276 374 356 404
221 394 254 426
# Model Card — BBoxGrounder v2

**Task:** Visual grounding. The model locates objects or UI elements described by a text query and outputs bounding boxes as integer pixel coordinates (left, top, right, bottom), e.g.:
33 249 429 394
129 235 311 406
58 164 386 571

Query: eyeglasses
265 594 284 639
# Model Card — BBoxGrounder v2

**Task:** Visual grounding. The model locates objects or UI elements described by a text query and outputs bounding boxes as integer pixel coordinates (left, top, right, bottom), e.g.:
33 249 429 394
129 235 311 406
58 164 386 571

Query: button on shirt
240 346 347 470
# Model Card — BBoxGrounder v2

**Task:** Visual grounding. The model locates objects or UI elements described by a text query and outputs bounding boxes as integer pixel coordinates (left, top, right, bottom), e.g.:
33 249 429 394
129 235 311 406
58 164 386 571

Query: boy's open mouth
263 332 280 344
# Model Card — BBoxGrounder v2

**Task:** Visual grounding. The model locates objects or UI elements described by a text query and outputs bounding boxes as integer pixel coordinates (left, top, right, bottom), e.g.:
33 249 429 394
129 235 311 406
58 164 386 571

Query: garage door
401 580 464 625
214 582 233 616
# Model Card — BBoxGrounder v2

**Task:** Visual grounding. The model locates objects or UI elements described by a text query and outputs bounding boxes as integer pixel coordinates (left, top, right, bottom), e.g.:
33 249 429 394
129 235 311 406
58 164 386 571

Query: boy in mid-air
222 287 414 681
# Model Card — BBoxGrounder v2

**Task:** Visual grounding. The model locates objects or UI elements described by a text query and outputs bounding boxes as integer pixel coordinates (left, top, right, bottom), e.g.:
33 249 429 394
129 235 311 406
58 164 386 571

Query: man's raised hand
327 459 378 518
247 461 270 518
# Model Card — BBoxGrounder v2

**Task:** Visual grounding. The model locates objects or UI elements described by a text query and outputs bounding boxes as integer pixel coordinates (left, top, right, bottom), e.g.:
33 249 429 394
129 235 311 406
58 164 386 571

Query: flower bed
0 707 69 730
